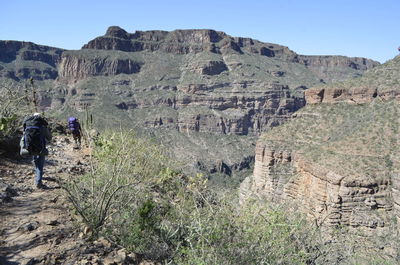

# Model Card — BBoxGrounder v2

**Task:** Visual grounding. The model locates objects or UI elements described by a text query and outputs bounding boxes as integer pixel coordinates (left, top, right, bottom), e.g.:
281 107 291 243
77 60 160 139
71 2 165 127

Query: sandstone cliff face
305 85 400 104
57 52 142 83
305 86 380 104
69 81 304 136
241 141 393 229
126 84 304 136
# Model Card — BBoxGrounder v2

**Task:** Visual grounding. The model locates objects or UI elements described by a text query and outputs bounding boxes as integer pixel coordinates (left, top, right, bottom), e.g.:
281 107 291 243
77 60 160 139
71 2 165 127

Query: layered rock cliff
241 56 400 233
57 51 142 82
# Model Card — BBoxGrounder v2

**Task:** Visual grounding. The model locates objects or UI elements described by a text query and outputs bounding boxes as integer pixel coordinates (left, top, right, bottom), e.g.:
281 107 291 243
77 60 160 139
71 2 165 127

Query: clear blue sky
1 0 399 63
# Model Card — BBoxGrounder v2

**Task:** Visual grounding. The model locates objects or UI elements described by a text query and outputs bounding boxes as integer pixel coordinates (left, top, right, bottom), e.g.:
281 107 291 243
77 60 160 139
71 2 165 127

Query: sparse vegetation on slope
317 55 400 93
62 130 326 264
263 99 398 177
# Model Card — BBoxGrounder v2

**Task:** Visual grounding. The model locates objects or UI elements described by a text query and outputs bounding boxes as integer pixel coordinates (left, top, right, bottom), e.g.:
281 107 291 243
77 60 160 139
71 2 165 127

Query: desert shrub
0 79 39 136
0 81 34 156
62 130 173 231
0 82 28 135
63 130 324 263
171 198 317 265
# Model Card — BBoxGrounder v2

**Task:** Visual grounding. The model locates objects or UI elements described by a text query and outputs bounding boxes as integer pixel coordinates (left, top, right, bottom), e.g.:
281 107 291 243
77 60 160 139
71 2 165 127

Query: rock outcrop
83 27 224 54
130 83 305 135
57 52 142 83
241 56 400 233
241 142 393 229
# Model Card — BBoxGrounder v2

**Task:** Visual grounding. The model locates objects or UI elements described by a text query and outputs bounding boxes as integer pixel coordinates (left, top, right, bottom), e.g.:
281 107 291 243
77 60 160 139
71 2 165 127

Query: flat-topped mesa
297 55 378 70
83 26 301 58
83 26 228 54
105 26 225 43
0 41 63 62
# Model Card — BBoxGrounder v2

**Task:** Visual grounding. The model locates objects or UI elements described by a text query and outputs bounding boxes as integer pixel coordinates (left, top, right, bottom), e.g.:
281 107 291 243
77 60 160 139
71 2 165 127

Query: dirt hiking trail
0 136 146 265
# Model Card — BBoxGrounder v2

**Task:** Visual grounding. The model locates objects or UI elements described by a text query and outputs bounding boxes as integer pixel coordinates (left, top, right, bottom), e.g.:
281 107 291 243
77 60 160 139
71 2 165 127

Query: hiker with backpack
68 117 82 148
20 113 52 189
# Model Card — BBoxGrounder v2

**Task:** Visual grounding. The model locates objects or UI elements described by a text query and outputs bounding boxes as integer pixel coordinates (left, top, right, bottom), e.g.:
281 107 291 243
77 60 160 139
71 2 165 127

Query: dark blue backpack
22 116 46 156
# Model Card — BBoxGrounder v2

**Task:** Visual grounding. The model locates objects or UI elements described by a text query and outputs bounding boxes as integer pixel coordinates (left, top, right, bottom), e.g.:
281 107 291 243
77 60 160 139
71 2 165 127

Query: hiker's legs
73 132 81 147
33 155 45 185
77 133 81 145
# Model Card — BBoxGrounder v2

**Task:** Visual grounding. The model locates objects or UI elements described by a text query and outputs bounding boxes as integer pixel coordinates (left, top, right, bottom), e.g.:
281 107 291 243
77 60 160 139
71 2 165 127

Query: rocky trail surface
0 136 146 265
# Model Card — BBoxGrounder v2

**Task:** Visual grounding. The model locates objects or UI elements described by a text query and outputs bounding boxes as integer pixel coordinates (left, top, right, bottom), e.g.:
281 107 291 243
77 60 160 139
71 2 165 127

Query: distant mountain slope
0 41 63 80
306 55 400 104
0 27 379 184
241 55 400 237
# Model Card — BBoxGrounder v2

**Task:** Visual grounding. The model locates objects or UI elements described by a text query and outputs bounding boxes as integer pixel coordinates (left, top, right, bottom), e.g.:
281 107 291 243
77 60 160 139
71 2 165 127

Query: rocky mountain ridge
75 26 379 84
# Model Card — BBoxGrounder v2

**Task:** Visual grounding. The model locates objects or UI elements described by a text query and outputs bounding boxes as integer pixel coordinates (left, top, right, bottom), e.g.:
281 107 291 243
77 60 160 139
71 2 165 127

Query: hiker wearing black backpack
68 117 82 148
21 113 52 189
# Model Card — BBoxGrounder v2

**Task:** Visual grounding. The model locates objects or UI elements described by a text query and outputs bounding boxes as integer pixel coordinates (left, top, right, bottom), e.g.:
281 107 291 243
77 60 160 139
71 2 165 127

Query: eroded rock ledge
240 141 393 230
305 86 400 104
57 53 142 83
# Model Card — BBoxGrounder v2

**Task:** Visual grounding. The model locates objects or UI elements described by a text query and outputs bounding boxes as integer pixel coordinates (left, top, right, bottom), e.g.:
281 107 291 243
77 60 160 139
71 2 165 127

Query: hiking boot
35 183 48 190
